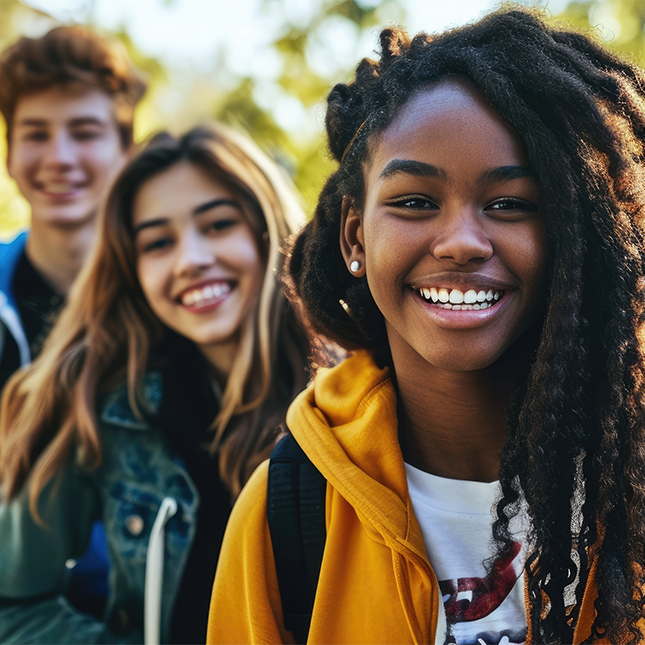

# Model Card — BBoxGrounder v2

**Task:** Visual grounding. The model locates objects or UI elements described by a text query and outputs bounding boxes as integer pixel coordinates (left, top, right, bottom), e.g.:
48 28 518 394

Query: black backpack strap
267 434 327 644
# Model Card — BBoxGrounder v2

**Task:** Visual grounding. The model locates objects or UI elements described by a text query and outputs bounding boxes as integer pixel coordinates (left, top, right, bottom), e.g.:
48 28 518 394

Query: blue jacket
0 231 30 368
0 374 201 644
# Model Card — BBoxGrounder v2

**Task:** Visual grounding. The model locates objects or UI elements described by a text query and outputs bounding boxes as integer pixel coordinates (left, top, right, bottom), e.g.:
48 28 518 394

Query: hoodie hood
286 350 426 554
286 350 439 642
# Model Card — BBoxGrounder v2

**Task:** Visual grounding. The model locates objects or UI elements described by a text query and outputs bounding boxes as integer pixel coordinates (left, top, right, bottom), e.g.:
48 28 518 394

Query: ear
339 196 366 277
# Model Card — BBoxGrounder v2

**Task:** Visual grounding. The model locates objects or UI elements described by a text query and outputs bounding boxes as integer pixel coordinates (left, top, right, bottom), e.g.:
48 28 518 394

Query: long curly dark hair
287 6 645 643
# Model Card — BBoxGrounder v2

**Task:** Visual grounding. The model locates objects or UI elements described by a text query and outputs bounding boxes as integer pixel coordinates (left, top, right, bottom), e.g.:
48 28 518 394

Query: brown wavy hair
0 25 147 148
0 124 311 513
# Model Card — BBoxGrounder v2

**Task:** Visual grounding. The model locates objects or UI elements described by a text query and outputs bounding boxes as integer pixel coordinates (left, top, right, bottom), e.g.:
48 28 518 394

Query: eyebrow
379 159 535 183
481 165 535 183
193 198 240 215
379 159 445 179
133 198 241 235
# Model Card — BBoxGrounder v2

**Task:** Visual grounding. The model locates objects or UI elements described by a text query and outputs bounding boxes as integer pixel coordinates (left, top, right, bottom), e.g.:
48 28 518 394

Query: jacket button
125 514 144 536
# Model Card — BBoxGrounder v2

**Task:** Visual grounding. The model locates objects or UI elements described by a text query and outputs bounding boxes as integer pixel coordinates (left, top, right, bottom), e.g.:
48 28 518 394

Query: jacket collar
99 372 163 430
286 350 427 557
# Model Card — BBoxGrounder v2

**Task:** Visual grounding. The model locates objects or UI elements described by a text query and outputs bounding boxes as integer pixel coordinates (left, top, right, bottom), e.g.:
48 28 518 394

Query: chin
422 347 505 372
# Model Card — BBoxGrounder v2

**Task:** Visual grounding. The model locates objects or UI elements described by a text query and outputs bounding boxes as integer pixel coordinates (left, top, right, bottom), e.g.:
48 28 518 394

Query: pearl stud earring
350 260 361 273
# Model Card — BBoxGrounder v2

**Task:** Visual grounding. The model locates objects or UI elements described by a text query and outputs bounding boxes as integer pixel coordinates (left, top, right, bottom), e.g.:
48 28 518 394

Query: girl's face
343 80 548 372
132 161 264 362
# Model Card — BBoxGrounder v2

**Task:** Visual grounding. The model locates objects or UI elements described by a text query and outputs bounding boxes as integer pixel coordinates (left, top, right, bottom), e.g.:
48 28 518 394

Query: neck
394 349 523 483
26 216 98 295
198 336 240 385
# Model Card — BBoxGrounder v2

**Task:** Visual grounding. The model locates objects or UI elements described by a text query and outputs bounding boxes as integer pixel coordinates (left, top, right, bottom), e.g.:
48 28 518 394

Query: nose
42 131 76 169
173 229 216 277
428 206 493 265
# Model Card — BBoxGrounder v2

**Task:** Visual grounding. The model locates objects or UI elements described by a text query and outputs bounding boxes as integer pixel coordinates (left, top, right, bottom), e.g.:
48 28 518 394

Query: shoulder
0 231 28 296
230 460 270 527
218 460 272 568
208 460 293 644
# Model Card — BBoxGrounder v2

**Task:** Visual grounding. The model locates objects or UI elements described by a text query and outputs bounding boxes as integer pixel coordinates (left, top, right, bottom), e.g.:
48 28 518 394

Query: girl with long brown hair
0 125 311 644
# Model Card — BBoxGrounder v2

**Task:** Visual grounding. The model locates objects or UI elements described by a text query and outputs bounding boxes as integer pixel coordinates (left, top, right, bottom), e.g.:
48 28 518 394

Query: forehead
12 85 116 126
367 80 529 177
132 161 238 224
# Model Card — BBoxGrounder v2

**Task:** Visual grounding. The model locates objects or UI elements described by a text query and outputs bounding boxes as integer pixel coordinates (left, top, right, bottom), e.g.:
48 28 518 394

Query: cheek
519 224 549 289
229 233 264 282
84 142 127 180
7 146 37 178
364 220 421 287
136 258 164 308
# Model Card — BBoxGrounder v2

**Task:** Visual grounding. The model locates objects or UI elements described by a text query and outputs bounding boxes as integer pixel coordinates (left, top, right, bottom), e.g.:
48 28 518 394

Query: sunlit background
0 0 642 238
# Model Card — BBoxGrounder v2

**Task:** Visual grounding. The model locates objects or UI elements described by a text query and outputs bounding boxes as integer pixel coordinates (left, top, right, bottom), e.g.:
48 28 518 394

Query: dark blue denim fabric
0 374 200 644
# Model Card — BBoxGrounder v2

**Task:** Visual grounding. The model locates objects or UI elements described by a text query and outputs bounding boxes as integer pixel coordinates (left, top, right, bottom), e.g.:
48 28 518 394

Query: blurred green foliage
1 0 645 240
558 0 645 65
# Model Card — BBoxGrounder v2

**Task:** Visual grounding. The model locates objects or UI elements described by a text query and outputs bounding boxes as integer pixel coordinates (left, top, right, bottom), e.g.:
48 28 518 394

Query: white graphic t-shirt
405 463 527 645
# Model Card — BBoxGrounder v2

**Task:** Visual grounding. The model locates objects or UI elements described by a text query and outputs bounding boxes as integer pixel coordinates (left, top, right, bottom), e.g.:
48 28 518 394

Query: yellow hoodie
207 351 603 644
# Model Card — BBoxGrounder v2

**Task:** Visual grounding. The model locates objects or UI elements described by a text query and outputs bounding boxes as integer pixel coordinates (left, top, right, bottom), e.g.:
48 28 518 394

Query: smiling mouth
180 281 232 308
38 182 85 195
416 286 504 310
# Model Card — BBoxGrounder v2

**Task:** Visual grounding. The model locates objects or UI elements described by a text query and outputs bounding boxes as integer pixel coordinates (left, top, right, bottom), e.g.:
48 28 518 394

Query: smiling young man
0 26 146 623
0 25 146 392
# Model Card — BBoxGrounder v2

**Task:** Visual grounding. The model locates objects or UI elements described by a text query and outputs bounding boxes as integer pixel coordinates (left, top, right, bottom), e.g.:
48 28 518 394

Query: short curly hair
0 25 147 148
288 6 645 643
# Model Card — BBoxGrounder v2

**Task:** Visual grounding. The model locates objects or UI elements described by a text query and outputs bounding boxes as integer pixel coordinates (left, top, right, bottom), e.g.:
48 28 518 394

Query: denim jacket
0 373 200 644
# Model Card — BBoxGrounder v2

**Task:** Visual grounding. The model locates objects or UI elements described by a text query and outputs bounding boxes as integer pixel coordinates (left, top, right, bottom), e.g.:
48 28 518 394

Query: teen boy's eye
24 130 49 142
485 197 539 218
73 129 103 141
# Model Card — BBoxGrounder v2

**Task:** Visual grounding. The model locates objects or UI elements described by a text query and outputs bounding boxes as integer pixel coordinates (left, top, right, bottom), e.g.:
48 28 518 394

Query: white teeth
464 289 477 304
181 282 231 307
45 184 74 193
418 286 503 310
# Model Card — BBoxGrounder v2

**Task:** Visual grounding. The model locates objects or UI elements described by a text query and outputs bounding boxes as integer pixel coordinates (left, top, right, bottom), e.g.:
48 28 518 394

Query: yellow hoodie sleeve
207 460 295 645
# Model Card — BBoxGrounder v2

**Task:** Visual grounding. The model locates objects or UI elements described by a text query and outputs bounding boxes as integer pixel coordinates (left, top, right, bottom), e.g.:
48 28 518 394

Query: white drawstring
144 496 178 645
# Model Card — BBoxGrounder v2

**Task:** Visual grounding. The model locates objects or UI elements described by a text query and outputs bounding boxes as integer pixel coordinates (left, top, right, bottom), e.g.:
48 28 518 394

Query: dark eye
485 197 539 218
25 131 48 142
391 196 439 210
73 129 102 141
209 219 237 232
143 238 172 253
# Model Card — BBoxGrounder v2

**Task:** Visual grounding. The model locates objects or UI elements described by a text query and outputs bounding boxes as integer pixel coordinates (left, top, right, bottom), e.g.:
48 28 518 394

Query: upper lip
174 278 234 302
409 272 514 292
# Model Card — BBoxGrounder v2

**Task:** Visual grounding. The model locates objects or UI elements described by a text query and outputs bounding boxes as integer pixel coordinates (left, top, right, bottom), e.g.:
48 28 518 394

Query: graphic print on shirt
440 542 526 645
